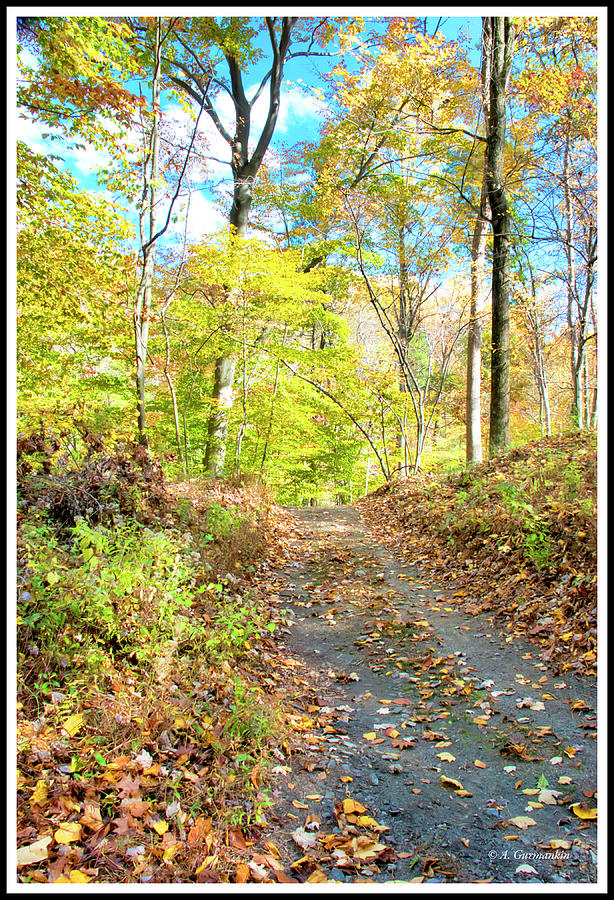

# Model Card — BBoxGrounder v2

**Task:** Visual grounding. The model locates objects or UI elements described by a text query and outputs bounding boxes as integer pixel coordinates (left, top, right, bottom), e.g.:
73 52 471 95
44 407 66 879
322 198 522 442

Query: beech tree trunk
203 357 237 477
484 16 515 458
133 19 162 447
466 177 489 467
466 25 491 468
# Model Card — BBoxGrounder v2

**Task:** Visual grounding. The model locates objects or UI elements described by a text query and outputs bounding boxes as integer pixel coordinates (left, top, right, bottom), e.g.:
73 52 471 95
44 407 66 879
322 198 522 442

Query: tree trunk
466 32 491 468
466 177 489 466
203 356 236 477
562 125 581 428
484 16 515 458
200 18 296 476
133 19 162 447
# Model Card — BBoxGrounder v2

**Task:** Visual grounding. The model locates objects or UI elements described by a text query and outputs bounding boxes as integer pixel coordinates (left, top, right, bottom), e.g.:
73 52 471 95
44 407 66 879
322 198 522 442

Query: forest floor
251 504 598 885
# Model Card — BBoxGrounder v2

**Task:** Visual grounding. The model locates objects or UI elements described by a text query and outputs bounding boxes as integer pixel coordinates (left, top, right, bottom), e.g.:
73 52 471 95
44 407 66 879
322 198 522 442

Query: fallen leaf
343 798 367 815
187 816 212 845
235 862 250 883
474 760 487 769
440 776 464 792
17 836 53 867
29 780 49 809
507 816 537 830
436 752 456 762
61 714 85 738
274 870 299 884
570 803 597 820
79 801 103 831
306 869 329 883
54 822 82 844
291 827 318 851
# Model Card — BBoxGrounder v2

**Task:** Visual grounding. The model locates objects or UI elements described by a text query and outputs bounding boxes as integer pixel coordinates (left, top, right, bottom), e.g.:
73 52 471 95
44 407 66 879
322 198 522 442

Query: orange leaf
235 862 250 884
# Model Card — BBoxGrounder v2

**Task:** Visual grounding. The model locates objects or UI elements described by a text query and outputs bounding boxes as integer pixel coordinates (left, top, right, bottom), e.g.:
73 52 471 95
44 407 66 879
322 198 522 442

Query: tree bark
133 19 162 447
562 124 581 428
466 176 489 466
484 16 515 458
203 356 237 477
466 24 491 468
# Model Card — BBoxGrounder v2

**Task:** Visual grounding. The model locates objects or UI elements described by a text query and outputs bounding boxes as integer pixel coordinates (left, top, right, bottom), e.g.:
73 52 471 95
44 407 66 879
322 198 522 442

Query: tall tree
465 24 491 468
483 16 516 457
161 16 357 475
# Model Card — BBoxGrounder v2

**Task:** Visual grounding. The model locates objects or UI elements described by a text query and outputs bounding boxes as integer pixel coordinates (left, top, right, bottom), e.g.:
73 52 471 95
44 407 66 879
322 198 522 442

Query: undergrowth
16 429 291 883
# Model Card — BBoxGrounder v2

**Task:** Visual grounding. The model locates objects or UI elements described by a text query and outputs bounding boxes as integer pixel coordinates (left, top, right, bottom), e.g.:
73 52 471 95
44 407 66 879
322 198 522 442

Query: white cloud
14 114 61 154
162 190 229 245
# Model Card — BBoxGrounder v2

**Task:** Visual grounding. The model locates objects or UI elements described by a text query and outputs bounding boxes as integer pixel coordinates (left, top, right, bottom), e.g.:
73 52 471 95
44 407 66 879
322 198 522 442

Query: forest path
256 505 597 885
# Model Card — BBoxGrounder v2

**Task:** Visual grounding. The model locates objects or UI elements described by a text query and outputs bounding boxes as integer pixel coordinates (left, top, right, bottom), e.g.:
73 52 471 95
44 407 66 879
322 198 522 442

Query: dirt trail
258 505 598 884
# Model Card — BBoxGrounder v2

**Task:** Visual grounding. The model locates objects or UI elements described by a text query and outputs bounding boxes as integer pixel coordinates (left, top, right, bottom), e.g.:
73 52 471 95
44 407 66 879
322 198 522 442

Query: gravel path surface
257 505 598 885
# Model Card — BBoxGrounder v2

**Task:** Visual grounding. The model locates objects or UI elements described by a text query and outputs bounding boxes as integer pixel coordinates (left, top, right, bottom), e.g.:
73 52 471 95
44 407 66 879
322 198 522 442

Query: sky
13 11 488 249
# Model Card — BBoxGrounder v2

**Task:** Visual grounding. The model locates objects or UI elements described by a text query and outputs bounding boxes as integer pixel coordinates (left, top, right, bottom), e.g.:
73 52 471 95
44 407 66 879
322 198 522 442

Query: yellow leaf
69 870 91 883
472 716 490 726
340 776 353 783
61 713 85 738
440 776 464 791
292 800 309 810
152 819 169 835
343 798 367 815
306 869 328 883
353 840 387 860
163 843 180 861
29 779 48 808
355 815 380 828
362 732 377 741
436 752 456 762
195 854 218 874
54 822 82 844
474 760 487 769
570 803 597 820
17 836 53 867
